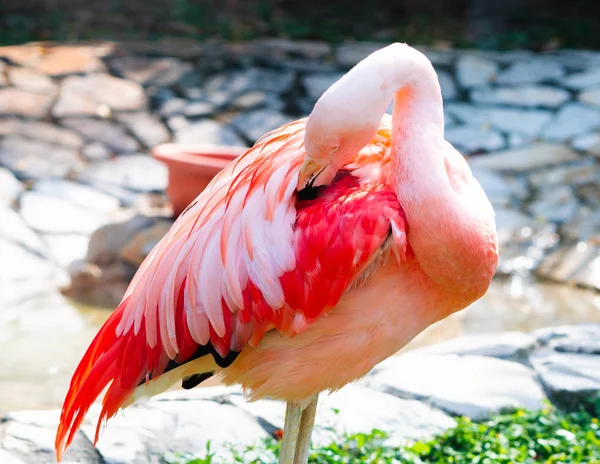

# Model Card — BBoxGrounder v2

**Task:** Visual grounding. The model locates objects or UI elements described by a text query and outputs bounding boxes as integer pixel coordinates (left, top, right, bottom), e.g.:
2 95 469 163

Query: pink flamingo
55 43 498 464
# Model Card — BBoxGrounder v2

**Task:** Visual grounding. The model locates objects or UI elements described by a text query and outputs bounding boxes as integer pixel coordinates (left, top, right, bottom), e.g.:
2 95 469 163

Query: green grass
166 405 600 464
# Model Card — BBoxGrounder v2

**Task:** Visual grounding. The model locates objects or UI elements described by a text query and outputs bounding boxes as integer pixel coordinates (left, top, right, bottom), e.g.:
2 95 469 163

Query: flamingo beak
297 156 334 191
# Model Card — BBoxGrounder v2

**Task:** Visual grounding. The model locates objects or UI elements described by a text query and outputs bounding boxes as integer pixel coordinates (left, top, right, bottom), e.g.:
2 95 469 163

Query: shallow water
1 278 598 412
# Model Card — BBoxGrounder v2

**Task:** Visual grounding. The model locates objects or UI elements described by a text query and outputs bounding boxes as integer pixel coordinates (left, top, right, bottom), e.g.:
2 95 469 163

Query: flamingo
55 43 498 464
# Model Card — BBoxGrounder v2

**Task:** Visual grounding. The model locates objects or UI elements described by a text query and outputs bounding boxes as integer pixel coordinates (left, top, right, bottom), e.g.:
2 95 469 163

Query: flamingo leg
279 401 303 464
293 395 319 464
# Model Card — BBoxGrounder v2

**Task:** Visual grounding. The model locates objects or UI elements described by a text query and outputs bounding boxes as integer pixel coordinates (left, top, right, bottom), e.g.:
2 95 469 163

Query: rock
0 62 7 86
115 112 170 148
414 331 536 360
445 104 553 137
19 191 109 234
158 97 188 117
0 235 58 286
66 260 134 308
0 450 26 464
231 385 455 447
335 42 385 67
438 70 457 100
471 85 570 108
53 74 147 117
86 215 164 266
204 67 295 96
41 233 91 269
0 119 84 148
109 56 194 87
32 180 121 213
563 68 600 89
302 72 345 101
175 120 246 146
7 66 58 95
470 167 527 206
530 348 600 409
493 206 537 241
572 132 600 155
578 88 600 107
529 159 598 187
486 108 553 137
534 324 600 352
119 220 172 266
0 206 48 256
0 88 54 118
231 91 284 111
4 422 55 453
496 60 564 85
231 109 293 143
507 132 535 148
538 241 600 291
542 103 600 141
456 55 497 88
0 168 23 205
82 142 112 161
77 155 167 193
528 186 579 223
0 44 107 76
445 126 504 153
468 143 580 171
183 100 216 118
365 354 546 419
61 118 140 154
257 38 332 60
0 136 82 181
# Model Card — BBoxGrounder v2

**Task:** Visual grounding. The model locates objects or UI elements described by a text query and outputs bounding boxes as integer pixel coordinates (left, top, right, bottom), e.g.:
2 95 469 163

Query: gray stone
4 422 55 453
563 68 600 89
487 108 553 137
507 132 535 148
496 60 564 85
438 70 457 100
19 191 109 234
42 233 91 269
175 120 246 146
231 109 293 143
528 186 579 223
471 85 570 108
335 42 385 67
0 119 84 148
82 142 112 161
302 72 345 101
0 168 23 205
578 88 600 107
456 55 498 88
530 348 600 408
32 180 121 213
470 167 527 206
77 155 168 193
493 206 536 242
110 56 194 87
115 112 170 148
529 159 598 187
542 103 600 141
158 97 188 117
0 88 54 118
0 206 48 256
468 143 580 171
0 235 57 285
8 66 58 94
445 126 504 153
61 118 140 153
183 100 216 118
53 74 147 117
414 331 536 360
445 104 552 137
537 241 598 284
232 91 284 111
572 132 600 155
0 136 82 181
0 450 26 464
205 67 295 95
365 354 546 419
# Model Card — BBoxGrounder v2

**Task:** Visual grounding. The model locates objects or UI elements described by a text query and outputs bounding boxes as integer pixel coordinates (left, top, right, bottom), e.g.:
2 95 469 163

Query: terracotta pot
153 143 247 216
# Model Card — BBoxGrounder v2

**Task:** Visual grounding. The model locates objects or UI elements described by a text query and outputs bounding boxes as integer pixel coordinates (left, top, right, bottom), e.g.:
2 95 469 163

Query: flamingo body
56 44 498 462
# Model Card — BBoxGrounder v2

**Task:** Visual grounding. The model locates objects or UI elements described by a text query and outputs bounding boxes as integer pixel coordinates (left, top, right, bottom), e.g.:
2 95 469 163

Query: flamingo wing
56 116 407 458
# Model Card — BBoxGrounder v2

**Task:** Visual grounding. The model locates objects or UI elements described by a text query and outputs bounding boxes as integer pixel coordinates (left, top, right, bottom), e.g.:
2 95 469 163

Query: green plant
166 404 600 464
